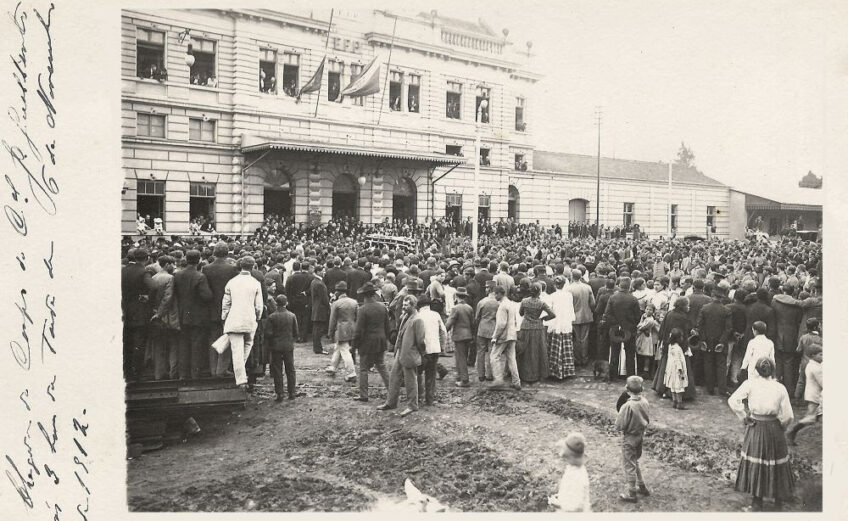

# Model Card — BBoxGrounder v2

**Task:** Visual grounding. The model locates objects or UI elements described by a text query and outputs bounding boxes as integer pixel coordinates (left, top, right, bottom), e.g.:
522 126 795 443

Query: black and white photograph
1 0 845 518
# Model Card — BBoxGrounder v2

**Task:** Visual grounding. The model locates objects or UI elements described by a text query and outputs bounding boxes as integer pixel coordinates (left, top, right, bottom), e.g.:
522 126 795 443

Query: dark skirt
547 331 575 379
517 328 549 383
734 419 795 500
652 345 696 400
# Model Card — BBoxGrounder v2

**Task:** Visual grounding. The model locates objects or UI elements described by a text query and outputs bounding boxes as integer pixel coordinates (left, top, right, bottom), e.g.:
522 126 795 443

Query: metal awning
241 139 466 165
746 202 821 212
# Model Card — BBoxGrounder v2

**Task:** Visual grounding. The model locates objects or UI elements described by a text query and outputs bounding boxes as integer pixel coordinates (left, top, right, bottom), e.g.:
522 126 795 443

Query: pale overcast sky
403 0 843 197
278 0 843 197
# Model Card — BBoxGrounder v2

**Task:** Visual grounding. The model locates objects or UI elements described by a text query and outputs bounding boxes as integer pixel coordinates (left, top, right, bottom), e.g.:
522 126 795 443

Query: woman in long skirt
517 283 556 384
728 357 795 511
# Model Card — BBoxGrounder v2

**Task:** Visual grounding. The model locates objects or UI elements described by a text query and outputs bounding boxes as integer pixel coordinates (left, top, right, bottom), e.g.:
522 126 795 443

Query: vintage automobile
364 234 416 252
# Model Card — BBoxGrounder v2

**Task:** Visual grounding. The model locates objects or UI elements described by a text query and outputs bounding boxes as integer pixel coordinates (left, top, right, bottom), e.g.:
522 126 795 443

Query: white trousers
229 331 255 386
329 341 356 378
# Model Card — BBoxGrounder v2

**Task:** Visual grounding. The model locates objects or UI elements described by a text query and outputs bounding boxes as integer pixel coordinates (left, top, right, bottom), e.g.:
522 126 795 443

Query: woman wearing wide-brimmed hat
728 357 795 511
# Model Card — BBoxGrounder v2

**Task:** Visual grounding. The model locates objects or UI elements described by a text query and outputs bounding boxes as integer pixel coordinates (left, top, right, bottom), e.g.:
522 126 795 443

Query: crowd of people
122 214 822 510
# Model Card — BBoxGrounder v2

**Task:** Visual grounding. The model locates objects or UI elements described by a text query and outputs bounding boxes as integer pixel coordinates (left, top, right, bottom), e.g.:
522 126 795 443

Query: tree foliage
675 142 696 169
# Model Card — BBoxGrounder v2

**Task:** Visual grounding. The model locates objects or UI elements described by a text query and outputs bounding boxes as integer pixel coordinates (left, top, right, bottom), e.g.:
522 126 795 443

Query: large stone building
121 8 733 238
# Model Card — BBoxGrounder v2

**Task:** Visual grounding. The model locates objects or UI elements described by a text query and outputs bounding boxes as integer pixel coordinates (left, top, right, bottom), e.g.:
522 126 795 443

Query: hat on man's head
357 282 377 295
405 278 423 293
455 287 469 298
485 280 496 290
334 281 348 292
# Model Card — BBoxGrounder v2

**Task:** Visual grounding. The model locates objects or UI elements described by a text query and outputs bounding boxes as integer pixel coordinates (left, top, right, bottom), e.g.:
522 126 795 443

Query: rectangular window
707 206 716 231
515 97 526 131
188 118 216 142
189 37 217 87
349 63 364 106
136 28 166 80
189 182 216 227
389 71 403 111
446 193 462 224
623 202 635 227
137 113 166 138
670 204 678 231
282 53 299 97
446 145 462 156
259 49 277 93
514 153 527 171
480 147 491 166
476 86 491 124
446 81 462 119
137 179 165 230
408 74 420 113
328 60 342 102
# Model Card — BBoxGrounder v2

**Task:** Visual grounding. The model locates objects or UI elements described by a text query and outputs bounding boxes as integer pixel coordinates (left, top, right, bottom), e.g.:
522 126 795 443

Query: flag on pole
340 55 381 97
297 56 326 101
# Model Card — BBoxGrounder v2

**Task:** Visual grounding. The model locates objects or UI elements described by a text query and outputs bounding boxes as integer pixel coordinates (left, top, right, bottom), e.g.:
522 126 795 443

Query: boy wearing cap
615 375 651 503
264 295 298 401
548 432 592 512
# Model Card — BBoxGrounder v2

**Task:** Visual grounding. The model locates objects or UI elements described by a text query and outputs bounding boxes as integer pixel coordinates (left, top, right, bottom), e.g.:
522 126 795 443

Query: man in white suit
222 256 264 387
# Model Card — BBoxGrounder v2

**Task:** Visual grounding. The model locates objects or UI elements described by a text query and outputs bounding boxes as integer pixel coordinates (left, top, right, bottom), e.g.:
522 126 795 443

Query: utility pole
594 106 602 238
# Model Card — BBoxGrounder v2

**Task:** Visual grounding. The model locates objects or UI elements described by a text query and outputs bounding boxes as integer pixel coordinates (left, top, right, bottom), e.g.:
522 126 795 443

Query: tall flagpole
595 107 602 238
314 9 334 118
667 162 672 237
376 15 398 126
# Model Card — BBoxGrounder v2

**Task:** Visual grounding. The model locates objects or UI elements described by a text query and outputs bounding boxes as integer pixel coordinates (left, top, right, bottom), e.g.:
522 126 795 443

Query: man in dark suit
347 258 372 303
696 288 733 395
173 249 213 379
603 277 641 377
475 261 496 289
594 277 616 363
264 294 298 401
686 279 712 382
445 287 475 386
772 285 804 394
310 264 331 354
352 282 391 402
202 242 239 376
418 257 438 288
744 288 777 348
285 261 312 342
727 289 749 387
462 266 483 311
122 248 154 381
323 256 347 293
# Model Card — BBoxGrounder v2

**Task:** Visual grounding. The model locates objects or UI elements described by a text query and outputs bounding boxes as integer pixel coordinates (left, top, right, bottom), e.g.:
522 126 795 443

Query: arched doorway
508 185 519 221
569 198 587 222
392 177 417 223
332 174 358 220
263 168 293 220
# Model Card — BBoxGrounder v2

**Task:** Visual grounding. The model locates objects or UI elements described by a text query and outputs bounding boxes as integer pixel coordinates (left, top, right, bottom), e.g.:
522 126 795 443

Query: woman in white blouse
727 357 794 511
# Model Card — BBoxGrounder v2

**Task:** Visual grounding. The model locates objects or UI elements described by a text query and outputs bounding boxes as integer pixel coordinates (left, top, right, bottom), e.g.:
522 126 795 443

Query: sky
387 0 844 198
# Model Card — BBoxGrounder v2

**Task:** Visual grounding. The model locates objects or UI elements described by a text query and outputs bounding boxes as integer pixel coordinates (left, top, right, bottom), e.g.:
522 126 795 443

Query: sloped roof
533 151 726 187
417 11 497 37
737 186 822 209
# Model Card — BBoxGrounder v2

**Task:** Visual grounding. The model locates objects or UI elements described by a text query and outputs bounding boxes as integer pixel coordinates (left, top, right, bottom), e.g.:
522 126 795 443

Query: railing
441 31 503 55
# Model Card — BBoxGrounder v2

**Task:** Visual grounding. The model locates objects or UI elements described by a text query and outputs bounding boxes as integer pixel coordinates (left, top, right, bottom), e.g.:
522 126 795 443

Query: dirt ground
127 341 822 513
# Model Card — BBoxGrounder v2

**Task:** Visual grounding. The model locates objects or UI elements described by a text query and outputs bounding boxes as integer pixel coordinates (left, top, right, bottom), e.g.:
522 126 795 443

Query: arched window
508 185 520 221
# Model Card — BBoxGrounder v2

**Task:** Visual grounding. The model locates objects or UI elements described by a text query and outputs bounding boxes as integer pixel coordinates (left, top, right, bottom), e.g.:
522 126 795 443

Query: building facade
122 8 733 238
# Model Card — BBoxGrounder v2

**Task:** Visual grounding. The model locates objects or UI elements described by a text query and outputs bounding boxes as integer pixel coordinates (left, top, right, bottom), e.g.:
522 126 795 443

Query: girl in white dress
663 328 689 410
